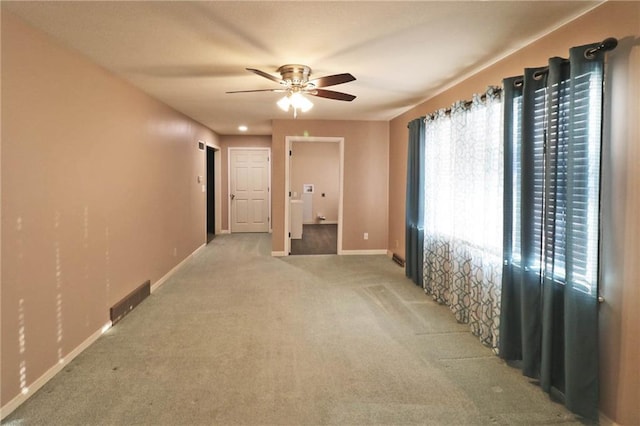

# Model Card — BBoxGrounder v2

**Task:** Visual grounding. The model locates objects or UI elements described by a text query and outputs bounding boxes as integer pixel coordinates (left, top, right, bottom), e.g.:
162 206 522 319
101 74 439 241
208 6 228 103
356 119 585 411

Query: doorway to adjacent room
285 136 343 255
206 146 216 243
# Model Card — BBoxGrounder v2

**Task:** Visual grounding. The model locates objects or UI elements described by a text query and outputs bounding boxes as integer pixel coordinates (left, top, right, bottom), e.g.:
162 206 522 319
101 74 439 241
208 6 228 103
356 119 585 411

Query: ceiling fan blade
308 73 356 88
246 68 283 84
226 88 287 94
308 89 356 101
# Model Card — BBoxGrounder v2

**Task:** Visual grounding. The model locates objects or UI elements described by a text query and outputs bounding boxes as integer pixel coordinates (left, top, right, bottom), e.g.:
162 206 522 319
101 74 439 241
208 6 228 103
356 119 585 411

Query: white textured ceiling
4 1 600 135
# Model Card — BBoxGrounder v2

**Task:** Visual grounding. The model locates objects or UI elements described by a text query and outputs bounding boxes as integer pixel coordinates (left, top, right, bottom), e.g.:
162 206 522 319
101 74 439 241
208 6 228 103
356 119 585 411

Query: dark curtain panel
405 118 425 286
500 42 610 420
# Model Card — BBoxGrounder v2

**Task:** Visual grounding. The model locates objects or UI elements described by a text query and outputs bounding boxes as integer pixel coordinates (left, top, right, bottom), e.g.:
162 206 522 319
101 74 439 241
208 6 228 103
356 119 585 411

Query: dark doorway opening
206 146 216 243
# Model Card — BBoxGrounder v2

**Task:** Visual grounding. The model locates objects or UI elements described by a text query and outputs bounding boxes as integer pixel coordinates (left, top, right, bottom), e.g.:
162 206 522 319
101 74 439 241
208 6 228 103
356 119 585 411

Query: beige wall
1 12 218 410
388 2 639 423
218 135 272 232
272 120 388 253
291 141 340 223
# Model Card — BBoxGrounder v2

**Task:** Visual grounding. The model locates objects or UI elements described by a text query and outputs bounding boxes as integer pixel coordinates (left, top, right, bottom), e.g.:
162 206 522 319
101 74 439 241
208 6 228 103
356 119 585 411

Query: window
507 69 603 295
424 95 503 254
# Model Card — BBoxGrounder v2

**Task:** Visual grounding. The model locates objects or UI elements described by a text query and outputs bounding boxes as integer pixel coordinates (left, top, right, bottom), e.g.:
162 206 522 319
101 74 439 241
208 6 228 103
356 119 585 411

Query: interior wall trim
271 251 287 257
340 249 388 256
0 322 112 420
151 243 206 293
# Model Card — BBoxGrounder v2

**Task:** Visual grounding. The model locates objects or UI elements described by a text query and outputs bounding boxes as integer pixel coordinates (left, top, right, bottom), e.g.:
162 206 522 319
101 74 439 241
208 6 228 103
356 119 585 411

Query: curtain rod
416 38 618 124
512 37 618 87
585 37 618 59
423 87 502 120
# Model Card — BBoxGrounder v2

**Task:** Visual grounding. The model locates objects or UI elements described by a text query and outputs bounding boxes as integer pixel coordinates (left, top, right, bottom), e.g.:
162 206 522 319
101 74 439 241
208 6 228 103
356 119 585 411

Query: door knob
231 194 235 200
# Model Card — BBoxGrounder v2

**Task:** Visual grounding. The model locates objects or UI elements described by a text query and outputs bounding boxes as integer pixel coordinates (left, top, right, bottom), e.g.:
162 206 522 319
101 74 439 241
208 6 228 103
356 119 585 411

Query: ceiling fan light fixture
277 92 313 117
290 92 313 112
277 95 291 112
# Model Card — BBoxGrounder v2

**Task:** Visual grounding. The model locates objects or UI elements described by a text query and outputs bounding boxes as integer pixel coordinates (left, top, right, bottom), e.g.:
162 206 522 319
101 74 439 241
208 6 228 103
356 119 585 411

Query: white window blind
510 70 602 295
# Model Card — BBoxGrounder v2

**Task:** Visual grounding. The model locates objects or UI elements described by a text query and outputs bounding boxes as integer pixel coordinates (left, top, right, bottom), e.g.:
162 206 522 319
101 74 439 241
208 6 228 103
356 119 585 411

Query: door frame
227 147 272 233
284 136 344 255
204 141 222 239
206 145 216 240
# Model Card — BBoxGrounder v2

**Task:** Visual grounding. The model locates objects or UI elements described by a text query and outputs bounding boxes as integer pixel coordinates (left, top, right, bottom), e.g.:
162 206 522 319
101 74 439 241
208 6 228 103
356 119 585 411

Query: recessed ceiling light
238 125 248 132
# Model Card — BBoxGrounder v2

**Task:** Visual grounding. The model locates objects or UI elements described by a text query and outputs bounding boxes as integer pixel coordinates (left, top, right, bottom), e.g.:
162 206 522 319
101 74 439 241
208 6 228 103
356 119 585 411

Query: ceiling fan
227 64 356 117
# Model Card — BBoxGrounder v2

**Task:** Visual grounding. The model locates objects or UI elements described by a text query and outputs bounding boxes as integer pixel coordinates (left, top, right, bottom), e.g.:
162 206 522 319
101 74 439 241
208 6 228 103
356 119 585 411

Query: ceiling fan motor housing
277 64 312 86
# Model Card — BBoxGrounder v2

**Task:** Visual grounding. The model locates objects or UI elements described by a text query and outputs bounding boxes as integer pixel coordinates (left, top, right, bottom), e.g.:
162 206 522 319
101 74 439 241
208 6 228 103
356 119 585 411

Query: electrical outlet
364 232 369 240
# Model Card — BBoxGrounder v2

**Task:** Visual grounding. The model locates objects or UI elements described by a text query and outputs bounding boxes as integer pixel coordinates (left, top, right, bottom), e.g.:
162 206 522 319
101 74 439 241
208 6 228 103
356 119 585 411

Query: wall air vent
110 280 151 325
392 253 405 267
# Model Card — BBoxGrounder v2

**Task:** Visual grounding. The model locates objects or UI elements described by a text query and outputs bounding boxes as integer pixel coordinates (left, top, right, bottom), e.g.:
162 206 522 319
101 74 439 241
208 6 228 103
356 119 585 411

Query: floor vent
110 280 150 325
392 253 405 267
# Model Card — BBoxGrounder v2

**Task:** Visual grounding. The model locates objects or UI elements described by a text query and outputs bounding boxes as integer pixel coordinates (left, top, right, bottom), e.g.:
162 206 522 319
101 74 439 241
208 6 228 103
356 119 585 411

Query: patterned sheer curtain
423 87 503 350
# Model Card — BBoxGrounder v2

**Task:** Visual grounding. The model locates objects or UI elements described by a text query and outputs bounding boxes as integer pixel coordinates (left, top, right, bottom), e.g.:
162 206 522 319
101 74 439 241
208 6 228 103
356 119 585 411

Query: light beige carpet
3 233 582 425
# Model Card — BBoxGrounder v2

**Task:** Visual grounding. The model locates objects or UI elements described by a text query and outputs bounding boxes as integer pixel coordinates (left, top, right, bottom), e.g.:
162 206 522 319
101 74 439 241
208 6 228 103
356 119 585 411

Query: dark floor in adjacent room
291 223 337 255
2 234 583 425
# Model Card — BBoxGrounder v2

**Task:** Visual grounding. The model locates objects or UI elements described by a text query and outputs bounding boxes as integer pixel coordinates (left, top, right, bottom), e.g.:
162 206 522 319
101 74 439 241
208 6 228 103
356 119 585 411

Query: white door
230 148 270 233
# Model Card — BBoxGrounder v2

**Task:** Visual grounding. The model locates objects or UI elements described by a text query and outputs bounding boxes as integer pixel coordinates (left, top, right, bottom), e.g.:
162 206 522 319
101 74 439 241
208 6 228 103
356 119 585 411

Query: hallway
4 234 581 425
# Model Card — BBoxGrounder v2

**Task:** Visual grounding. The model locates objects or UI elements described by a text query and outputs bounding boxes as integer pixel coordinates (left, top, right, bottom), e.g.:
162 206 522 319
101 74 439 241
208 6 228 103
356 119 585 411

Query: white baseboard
219 229 231 234
303 221 338 225
151 243 206 293
276 249 388 256
339 249 388 255
0 321 112 420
